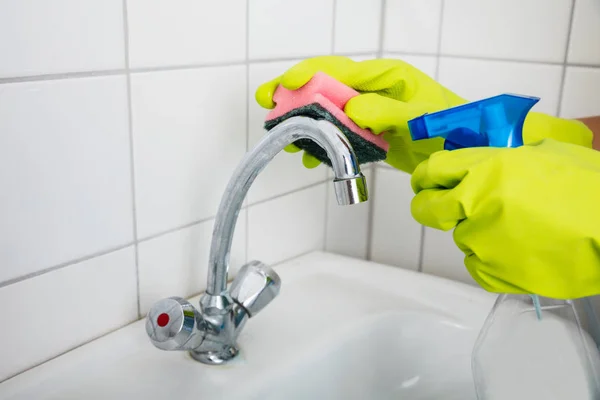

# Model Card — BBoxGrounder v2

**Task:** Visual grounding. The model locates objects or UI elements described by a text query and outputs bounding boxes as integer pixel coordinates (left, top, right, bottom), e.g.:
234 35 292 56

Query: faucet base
189 346 239 365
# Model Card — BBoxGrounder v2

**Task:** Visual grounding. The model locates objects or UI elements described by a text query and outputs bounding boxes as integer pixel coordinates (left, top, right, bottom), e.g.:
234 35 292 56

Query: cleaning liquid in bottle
408 94 600 399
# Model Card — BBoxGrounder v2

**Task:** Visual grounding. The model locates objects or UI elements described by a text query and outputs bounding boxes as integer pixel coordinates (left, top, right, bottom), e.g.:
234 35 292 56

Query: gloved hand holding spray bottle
256 56 600 399
407 94 600 399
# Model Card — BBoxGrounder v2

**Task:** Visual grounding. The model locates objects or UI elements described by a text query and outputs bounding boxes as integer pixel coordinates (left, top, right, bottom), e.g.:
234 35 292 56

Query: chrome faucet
145 116 368 364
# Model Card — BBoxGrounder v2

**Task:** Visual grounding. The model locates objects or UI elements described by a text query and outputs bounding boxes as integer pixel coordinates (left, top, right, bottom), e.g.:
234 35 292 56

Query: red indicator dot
157 313 170 327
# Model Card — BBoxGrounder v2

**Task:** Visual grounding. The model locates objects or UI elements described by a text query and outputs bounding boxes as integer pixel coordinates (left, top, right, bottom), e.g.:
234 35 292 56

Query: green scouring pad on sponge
263 72 389 167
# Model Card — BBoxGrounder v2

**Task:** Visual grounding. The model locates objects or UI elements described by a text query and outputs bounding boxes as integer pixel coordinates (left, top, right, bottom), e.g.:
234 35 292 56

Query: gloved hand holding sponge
256 55 593 172
255 55 600 299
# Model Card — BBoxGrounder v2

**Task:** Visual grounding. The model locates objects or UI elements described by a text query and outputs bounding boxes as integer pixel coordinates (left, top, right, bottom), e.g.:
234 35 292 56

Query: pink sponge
264 72 389 166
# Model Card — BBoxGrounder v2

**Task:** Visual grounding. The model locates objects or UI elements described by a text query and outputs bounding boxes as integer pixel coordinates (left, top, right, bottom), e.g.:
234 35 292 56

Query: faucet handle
230 261 281 317
145 297 205 351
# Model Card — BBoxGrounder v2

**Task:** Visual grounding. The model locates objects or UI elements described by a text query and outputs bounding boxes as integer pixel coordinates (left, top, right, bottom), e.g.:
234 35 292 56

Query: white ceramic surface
248 0 333 59
334 0 382 54
383 0 443 54
440 0 571 63
1 252 597 399
567 0 600 65
0 0 124 78
127 0 246 68
0 252 492 399
0 76 133 282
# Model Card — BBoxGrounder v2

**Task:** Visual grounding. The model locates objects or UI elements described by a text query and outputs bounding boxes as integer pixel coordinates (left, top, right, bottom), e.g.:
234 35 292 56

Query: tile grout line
0 316 138 384
556 0 577 117
323 0 337 251
323 181 330 252
433 0 445 83
0 182 330 290
0 242 136 290
377 0 386 59
1 247 321 384
417 0 447 273
2 56 599 86
245 0 251 154
245 0 251 264
247 179 330 208
385 51 600 69
366 0 387 261
0 69 127 84
138 215 223 244
365 165 378 261
0 247 323 384
121 0 142 319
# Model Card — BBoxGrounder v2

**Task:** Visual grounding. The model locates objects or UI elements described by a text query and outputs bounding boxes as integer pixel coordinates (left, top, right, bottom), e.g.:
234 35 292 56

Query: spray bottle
408 94 600 399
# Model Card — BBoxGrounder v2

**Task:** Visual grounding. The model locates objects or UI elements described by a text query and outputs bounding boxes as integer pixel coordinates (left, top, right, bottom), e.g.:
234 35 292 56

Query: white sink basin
1 251 592 400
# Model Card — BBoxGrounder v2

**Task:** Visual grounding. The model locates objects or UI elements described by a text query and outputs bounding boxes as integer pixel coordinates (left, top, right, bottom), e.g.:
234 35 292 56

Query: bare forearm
577 116 600 151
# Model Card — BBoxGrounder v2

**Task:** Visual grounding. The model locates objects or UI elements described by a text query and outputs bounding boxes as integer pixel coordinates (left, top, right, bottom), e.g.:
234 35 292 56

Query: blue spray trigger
408 93 540 150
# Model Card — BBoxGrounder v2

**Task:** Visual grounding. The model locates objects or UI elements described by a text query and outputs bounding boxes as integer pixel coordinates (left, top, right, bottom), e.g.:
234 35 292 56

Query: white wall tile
383 0 442 54
249 0 334 60
334 0 382 54
248 61 328 204
560 66 600 119
0 77 133 283
138 211 246 315
325 168 372 259
0 0 124 78
441 0 572 63
568 0 600 65
248 184 326 265
0 247 137 382
370 168 421 270
421 228 477 286
438 57 563 115
131 66 247 238
383 53 438 78
127 0 246 68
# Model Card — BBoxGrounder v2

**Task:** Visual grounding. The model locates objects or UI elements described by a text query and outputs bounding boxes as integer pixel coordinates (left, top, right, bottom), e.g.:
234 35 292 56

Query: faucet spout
207 116 368 296
146 116 369 365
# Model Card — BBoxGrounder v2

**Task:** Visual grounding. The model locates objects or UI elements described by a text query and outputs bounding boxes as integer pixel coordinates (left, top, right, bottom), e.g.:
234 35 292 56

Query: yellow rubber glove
256 56 466 173
256 56 593 173
411 139 600 299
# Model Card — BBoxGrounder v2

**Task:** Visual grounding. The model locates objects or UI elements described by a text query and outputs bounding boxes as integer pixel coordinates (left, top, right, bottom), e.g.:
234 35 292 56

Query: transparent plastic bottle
472 294 600 399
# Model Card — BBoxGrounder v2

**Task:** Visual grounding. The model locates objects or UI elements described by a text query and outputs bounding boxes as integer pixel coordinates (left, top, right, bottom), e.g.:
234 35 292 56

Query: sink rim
0 251 496 400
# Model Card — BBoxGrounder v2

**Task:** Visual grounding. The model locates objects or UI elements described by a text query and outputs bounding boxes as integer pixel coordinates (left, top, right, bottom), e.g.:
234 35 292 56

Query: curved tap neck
205 117 367 295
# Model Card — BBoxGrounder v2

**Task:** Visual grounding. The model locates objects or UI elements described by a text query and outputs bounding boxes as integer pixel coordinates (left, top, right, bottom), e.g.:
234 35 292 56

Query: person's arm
577 116 600 151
